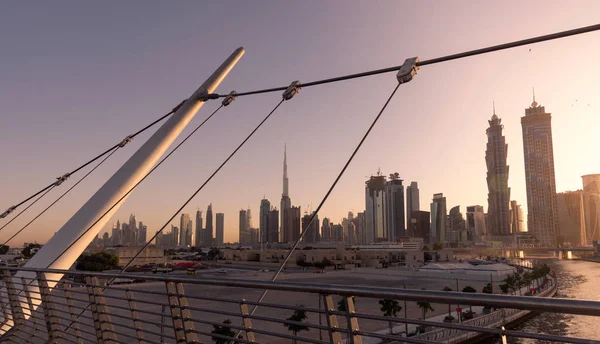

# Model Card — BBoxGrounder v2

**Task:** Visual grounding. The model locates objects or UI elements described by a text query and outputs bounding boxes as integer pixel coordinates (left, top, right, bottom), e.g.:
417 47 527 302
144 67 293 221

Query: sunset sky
1 1 599 246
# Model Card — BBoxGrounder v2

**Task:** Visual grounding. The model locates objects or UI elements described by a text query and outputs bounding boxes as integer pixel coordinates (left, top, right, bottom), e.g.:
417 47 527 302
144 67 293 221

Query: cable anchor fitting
0 206 16 219
54 173 71 186
118 135 133 148
282 81 301 100
222 91 238 107
396 57 419 84
198 92 220 102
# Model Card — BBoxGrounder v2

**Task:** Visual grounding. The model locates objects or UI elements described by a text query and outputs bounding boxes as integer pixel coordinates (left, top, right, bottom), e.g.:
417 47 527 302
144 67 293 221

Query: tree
422 245 430 251
417 301 434 320
442 287 454 320
432 242 444 251
284 305 309 344
0 245 9 255
503 274 517 295
514 273 523 295
462 286 476 312
522 271 533 293
379 299 402 334
211 319 235 344
337 296 356 312
482 283 493 294
499 283 509 294
208 247 221 260
76 251 119 271
22 243 42 258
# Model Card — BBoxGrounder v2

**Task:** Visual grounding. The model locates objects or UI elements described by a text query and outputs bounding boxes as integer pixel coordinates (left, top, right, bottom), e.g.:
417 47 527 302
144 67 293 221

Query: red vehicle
313 270 325 274
175 262 197 268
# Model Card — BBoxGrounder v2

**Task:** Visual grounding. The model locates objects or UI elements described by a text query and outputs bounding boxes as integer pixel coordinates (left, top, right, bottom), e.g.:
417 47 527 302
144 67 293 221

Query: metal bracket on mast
396 57 419 84
118 135 133 148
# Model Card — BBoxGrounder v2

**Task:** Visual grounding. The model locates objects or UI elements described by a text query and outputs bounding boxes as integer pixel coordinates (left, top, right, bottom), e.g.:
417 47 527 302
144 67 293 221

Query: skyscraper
582 174 600 242
195 209 203 247
204 204 213 247
260 199 271 243
521 95 559 246
556 191 586 246
509 200 525 234
406 182 420 229
239 209 249 244
302 212 319 243
385 172 405 241
172 225 179 248
430 193 447 244
466 205 487 240
486 108 511 236
321 218 331 241
268 208 279 243
410 210 430 243
365 173 387 244
356 212 366 245
283 206 301 243
280 145 292 242
138 222 147 246
215 213 224 246
179 213 191 247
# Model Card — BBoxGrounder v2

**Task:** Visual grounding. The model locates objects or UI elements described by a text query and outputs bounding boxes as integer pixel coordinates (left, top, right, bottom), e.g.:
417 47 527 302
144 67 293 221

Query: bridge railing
0 266 597 344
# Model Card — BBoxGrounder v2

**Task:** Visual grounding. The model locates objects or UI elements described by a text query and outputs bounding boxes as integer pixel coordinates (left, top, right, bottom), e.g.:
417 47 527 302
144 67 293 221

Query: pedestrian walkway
360 277 553 344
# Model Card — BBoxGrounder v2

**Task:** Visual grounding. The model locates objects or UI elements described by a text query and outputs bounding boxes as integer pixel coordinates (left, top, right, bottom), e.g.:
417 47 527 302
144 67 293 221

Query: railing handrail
3 266 597 317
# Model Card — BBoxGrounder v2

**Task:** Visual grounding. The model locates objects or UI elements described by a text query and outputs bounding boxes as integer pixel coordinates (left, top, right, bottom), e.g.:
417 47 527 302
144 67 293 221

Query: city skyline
1 2 600 246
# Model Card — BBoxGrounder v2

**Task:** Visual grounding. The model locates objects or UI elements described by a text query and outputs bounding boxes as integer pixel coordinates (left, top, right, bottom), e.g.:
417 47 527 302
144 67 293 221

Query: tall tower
260 199 271 243
486 107 511 236
215 213 224 246
179 213 191 247
239 209 248 244
365 172 387 244
195 209 203 247
406 182 420 227
204 204 213 247
430 193 447 244
521 93 559 246
385 172 405 241
280 145 292 242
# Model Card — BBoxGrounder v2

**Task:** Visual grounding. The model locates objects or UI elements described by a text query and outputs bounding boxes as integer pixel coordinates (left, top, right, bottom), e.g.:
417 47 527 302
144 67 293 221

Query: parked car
313 270 325 274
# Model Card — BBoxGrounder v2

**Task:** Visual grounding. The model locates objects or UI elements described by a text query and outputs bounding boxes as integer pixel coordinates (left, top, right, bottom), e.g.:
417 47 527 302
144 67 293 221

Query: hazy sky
1 1 599 246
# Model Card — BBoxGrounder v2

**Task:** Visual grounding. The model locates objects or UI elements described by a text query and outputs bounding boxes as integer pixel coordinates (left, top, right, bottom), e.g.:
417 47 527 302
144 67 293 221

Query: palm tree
284 305 310 344
211 319 235 344
379 299 402 334
442 286 454 320
461 286 476 312
337 296 356 312
417 301 434 320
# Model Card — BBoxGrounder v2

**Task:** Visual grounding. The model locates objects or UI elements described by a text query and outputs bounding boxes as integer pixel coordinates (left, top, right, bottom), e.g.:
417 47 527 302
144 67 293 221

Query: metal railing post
165 281 198 343
344 296 362 344
36 272 62 341
86 276 117 343
21 276 41 338
322 294 342 344
63 282 84 344
3 270 24 327
239 299 256 342
126 288 144 343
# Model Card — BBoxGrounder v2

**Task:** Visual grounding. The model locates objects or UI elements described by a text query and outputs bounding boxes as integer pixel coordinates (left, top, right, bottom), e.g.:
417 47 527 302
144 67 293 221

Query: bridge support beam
2 48 245 332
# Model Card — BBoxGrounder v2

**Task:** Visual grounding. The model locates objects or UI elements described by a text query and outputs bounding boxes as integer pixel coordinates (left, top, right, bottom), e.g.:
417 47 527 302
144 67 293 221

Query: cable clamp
396 57 419 84
282 81 301 100
198 92 220 102
222 91 238 106
172 99 187 113
0 206 16 219
118 135 133 148
54 173 71 186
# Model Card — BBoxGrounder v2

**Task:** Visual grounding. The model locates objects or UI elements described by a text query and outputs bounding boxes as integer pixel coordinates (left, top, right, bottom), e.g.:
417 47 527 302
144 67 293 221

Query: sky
1 1 599 246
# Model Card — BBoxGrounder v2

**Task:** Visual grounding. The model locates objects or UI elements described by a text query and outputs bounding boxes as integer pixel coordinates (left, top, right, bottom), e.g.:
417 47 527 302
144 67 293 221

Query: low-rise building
105 246 165 266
